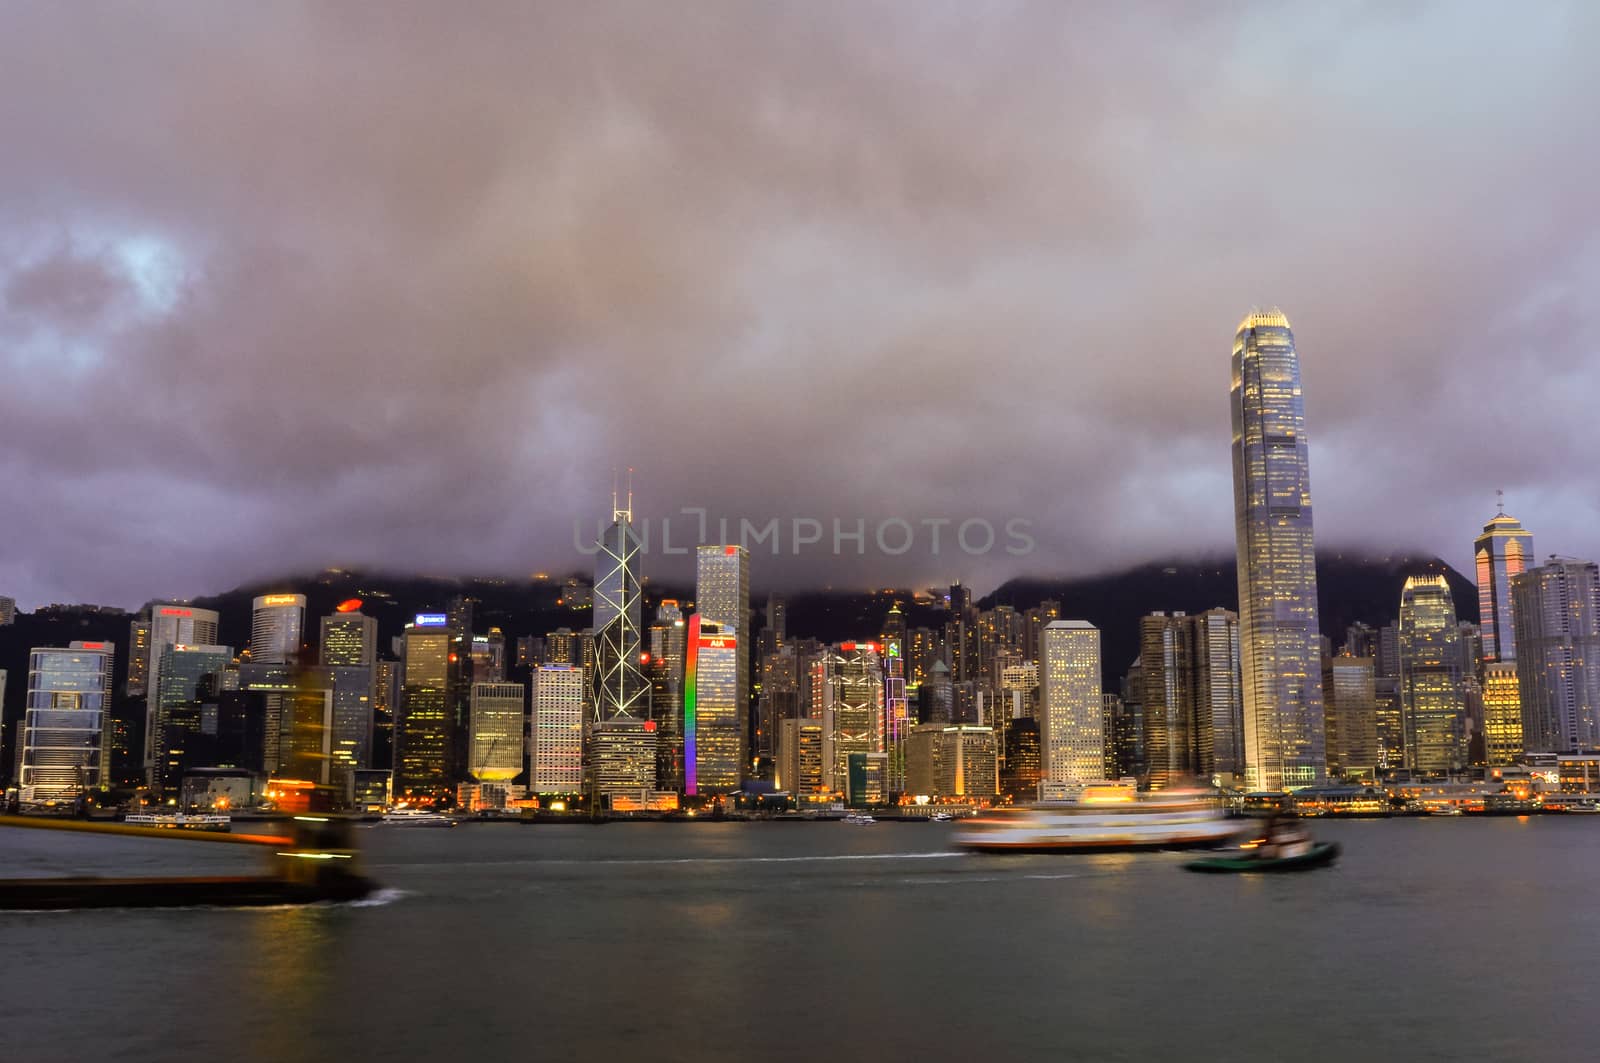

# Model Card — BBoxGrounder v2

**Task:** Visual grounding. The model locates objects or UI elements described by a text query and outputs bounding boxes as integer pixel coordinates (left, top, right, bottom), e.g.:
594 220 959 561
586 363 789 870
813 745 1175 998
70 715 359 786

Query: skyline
3 3 1600 608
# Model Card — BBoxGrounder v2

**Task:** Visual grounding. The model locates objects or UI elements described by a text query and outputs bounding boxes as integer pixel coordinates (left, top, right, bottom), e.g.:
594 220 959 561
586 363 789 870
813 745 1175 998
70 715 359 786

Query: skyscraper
126 617 152 696
20 642 115 803
143 603 221 779
396 617 451 801
153 643 231 795
1230 309 1326 790
684 616 742 794
1512 558 1600 753
1398 576 1466 775
1193 608 1244 782
1475 505 1534 663
321 610 377 666
590 491 654 799
593 496 649 723
819 643 885 796
697 544 750 773
250 594 307 665
1038 621 1103 789
1322 654 1380 777
0 595 15 625
1140 613 1196 790
469 682 525 782
532 664 584 793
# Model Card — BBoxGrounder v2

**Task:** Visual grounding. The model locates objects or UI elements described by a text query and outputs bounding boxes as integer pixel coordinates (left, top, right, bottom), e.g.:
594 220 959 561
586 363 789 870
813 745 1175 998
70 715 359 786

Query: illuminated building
126 617 151 695
685 616 742 794
299 664 374 777
819 642 885 795
1481 662 1524 766
546 628 578 665
775 718 826 803
883 639 909 793
845 751 888 807
152 643 231 795
20 642 114 803
321 610 377 666
0 595 13 625
696 544 750 771
1475 506 1533 663
906 724 998 800
1231 309 1327 790
143 603 220 779
1039 621 1103 787
373 658 399 769
469 682 525 781
1192 609 1243 781
918 659 954 723
649 601 687 791
1322 655 1379 778
1513 557 1600 753
1113 658 1145 780
766 593 788 645
533 664 584 793
1140 613 1197 790
1399 576 1466 775
396 619 451 801
251 593 306 664
589 722 658 805
593 494 650 725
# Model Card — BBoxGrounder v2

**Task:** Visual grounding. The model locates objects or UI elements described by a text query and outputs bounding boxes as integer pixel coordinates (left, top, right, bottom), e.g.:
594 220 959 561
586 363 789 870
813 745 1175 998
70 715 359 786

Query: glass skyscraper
1512 558 1600 753
21 642 115 803
684 616 741 794
1474 507 1533 664
1038 620 1103 788
1398 576 1466 775
1230 309 1326 790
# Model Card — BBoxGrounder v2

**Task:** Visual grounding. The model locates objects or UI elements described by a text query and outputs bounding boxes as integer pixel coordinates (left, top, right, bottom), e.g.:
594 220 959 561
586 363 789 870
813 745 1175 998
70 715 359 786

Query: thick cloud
1 1 1597 607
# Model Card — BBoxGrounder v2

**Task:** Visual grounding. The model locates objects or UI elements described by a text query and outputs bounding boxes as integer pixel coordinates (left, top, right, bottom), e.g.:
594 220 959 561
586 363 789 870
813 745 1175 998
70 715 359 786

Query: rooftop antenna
626 466 634 521
1496 489 1505 516
611 466 619 517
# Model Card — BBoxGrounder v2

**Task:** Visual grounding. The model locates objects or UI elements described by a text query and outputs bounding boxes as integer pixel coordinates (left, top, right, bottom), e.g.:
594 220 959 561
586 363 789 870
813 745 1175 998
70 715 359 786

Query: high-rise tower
590 480 655 801
1230 309 1326 790
1512 557 1600 753
696 544 750 777
1475 502 1533 663
1398 576 1466 775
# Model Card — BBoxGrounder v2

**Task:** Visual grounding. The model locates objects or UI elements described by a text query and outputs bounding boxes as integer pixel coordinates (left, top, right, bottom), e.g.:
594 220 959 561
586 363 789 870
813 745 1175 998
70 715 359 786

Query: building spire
1496 488 1505 516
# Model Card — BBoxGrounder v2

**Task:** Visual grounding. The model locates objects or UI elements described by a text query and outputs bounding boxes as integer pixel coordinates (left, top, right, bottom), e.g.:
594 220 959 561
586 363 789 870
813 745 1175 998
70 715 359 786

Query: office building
1399 576 1466 775
396 617 451 801
321 610 377 666
1513 558 1600 753
818 642 885 795
696 545 750 759
250 593 306 664
906 724 999 800
153 643 232 795
1231 309 1327 789
533 664 584 793
1322 654 1380 778
126 617 151 695
1475 505 1534 663
1481 661 1524 766
469 682 525 782
143 603 220 776
685 616 742 795
1141 613 1197 790
774 718 826 803
1038 621 1103 787
0 595 14 625
20 642 115 803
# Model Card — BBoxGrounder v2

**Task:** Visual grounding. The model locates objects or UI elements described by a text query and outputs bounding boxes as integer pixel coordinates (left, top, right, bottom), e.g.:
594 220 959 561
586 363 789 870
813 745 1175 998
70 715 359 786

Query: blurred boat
842 813 876 825
954 782 1236 853
380 809 456 828
123 813 231 833
1184 841 1340 874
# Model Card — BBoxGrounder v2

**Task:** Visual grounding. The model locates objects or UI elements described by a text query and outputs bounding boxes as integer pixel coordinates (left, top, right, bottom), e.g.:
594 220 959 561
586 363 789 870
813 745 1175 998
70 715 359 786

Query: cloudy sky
2 1 1597 607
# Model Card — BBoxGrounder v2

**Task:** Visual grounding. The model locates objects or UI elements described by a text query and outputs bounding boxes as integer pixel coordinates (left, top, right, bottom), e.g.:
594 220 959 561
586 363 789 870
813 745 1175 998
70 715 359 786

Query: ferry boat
122 813 232 833
953 782 1237 853
379 808 456 828
842 813 876 825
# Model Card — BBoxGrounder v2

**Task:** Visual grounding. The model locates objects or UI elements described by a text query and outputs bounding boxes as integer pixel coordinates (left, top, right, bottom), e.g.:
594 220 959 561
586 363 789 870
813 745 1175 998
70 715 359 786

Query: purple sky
2 2 1597 608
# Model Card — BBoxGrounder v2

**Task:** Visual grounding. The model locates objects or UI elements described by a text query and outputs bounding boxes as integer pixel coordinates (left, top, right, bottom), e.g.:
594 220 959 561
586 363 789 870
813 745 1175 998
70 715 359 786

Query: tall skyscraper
469 681 525 782
0 595 15 625
143 603 220 778
590 490 655 799
1230 308 1326 790
20 642 114 803
1475 504 1533 663
153 643 231 795
250 594 306 664
1398 576 1466 775
532 664 585 793
819 643 885 795
1193 608 1244 781
1140 613 1196 791
396 617 451 801
697 544 750 773
593 495 649 723
684 616 742 794
648 601 688 792
1512 558 1600 753
1038 621 1103 788
1481 662 1524 766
